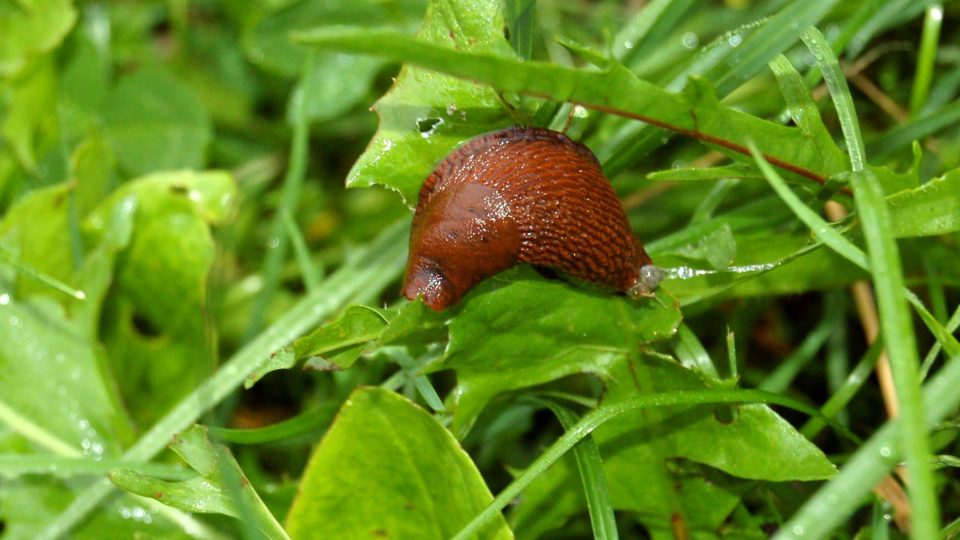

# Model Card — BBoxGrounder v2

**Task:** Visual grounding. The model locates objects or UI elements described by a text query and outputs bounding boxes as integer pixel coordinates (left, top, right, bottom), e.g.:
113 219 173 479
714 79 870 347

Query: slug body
403 126 661 311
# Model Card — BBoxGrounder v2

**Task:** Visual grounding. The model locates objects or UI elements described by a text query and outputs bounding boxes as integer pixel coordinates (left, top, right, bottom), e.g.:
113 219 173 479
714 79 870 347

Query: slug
402 126 662 311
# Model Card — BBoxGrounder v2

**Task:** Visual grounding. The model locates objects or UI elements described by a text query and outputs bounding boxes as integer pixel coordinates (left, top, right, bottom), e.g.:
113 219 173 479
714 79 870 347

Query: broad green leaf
0 184 75 299
0 475 184 540
887 170 960 237
292 305 387 362
86 170 236 425
69 134 117 218
600 356 836 482
246 305 390 386
672 223 736 269
378 297 449 346
0 296 129 456
110 425 286 538
511 451 748 539
60 14 111 117
340 0 518 206
0 56 57 171
243 0 425 77
103 69 212 177
512 355 835 537
244 0 425 124
286 387 512 540
287 53 382 124
0 180 134 458
0 0 76 77
297 26 850 192
444 267 682 435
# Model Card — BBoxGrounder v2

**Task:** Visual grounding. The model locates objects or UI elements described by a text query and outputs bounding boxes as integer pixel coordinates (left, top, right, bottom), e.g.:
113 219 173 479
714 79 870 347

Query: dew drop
681 32 699 49
931 5 944 21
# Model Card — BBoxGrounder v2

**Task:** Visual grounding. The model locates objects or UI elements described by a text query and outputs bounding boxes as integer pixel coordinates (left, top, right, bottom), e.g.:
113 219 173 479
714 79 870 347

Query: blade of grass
536 398 618 540
920 303 960 380
752 132 940 535
801 339 883 439
208 403 338 444
0 455 191 480
847 0 940 58
774 352 960 539
747 142 960 359
671 323 721 379
390 348 445 413
759 310 835 393
706 0 839 97
504 0 535 60
243 52 315 341
800 26 866 172
867 100 960 159
612 0 696 63
909 4 943 116
848 168 939 538
37 220 409 540
0 244 87 300
0 399 81 457
451 388 854 540
805 24 937 530
280 209 323 292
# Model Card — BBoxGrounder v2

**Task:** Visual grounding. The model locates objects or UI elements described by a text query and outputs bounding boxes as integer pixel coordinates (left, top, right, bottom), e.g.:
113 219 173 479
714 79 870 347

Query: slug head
403 183 522 311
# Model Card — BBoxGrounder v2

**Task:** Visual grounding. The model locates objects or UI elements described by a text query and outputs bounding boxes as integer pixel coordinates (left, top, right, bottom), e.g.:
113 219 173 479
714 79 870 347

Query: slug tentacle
403 126 657 311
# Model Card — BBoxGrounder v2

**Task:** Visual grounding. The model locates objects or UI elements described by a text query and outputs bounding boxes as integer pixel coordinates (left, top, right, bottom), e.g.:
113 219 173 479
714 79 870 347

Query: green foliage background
0 0 958 538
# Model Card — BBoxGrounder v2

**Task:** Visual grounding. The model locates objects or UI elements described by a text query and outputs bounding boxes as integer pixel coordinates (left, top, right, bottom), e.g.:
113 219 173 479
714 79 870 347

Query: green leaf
39 221 410 538
103 69 212 177
292 305 387 363
444 268 682 435
0 296 129 456
85 170 236 425
243 0 425 77
1 56 57 171
297 26 850 189
285 387 512 540
378 298 449 346
602 356 836 482
0 184 76 299
887 170 960 237
110 425 287 538
647 163 761 182
672 223 736 269
246 305 390 386
513 355 835 536
339 0 518 206
0 0 76 77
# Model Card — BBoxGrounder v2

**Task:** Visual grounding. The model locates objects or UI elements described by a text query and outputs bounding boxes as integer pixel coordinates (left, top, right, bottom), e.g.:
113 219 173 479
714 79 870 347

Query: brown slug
402 126 662 311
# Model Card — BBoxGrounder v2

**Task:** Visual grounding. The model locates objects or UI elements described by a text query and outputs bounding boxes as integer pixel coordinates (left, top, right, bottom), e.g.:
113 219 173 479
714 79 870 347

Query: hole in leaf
132 311 162 338
417 118 442 134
